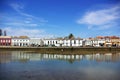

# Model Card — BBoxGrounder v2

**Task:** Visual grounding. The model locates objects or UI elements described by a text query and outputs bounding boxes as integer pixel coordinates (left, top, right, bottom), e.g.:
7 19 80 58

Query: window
50 41 52 44
74 40 76 44
3 40 5 42
48 41 49 44
53 41 54 44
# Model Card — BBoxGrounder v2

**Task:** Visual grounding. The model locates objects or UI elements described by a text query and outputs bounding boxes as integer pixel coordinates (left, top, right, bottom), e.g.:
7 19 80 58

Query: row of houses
0 36 120 47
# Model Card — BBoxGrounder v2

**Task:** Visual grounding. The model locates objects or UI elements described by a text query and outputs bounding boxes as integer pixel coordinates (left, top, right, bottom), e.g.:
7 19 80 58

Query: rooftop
0 36 11 38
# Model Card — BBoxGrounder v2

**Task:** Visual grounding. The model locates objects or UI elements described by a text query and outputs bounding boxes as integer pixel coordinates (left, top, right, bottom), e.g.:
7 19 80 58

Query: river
0 51 120 80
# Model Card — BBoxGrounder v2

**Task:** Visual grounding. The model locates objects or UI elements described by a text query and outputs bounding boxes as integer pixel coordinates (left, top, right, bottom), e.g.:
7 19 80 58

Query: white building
29 38 43 46
84 39 93 46
62 39 71 46
43 39 83 47
84 38 105 47
92 39 105 47
61 39 83 47
12 38 30 46
43 39 59 47
71 39 83 47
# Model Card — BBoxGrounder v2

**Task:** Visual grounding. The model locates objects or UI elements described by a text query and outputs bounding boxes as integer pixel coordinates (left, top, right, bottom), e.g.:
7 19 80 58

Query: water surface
0 51 120 80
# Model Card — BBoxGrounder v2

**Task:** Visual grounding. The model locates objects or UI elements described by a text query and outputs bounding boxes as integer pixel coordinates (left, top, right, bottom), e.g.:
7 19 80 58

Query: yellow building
104 36 120 47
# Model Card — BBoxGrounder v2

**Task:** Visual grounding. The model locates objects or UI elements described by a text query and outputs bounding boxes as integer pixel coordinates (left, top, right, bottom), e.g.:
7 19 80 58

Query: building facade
0 36 11 46
12 38 30 46
0 35 119 47
43 39 83 47
92 39 105 47
43 39 59 47
84 39 93 46
29 38 43 47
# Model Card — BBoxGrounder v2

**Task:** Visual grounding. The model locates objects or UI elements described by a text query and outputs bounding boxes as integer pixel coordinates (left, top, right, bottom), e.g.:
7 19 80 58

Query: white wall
43 40 60 47
85 40 93 46
12 38 30 46
71 40 83 47
43 39 83 47
29 38 41 46
93 39 105 47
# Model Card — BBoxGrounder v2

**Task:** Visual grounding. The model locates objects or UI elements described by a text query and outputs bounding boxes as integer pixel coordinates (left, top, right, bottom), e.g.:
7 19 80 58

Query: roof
12 36 29 39
0 36 11 38
96 36 104 39
30 38 41 39
12 38 29 39
44 38 83 40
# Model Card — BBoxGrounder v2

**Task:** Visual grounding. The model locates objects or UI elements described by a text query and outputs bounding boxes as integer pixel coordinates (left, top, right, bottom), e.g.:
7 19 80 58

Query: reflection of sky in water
0 51 120 80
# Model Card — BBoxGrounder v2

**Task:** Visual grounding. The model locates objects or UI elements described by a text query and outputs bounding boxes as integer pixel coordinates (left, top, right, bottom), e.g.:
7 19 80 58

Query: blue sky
0 0 120 38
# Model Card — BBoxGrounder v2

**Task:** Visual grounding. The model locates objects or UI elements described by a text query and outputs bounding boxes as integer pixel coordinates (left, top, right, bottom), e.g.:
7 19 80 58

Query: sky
0 0 120 38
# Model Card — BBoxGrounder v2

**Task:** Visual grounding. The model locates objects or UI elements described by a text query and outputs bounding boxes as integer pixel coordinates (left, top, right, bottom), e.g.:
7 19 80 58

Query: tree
0 29 2 36
4 30 7 36
68 33 75 39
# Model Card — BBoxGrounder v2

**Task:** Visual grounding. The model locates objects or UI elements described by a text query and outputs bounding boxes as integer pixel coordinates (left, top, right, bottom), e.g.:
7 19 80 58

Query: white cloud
0 3 54 38
2 22 38 27
10 3 34 18
77 6 120 30
3 27 54 38
9 3 48 26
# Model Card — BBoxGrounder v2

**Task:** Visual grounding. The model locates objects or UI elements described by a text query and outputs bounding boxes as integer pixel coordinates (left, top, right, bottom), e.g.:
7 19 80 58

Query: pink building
0 36 11 46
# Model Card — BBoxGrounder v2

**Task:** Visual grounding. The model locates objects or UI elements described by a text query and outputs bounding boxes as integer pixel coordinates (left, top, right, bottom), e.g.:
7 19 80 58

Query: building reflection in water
0 51 120 63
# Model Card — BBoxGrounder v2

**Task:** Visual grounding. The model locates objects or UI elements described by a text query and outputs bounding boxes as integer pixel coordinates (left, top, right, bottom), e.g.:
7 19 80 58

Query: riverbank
0 46 120 54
